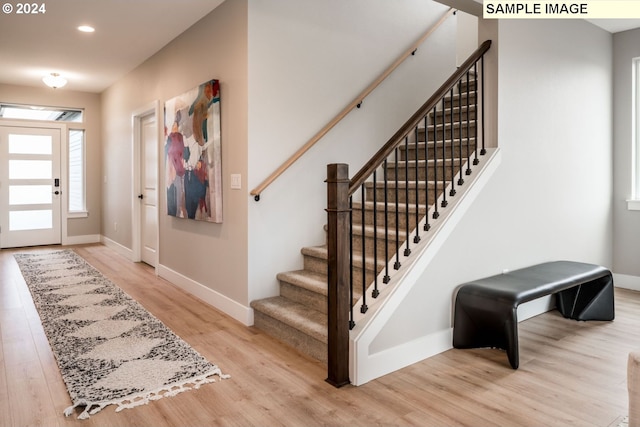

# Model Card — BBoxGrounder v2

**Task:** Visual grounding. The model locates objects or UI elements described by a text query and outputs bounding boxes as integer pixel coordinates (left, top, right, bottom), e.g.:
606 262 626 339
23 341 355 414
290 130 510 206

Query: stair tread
277 270 327 295
351 223 408 240
446 91 476 98
429 104 476 112
324 222 409 241
302 245 387 269
251 296 328 343
301 245 328 259
421 119 476 130
365 180 441 188
352 200 428 214
400 137 476 146
387 158 460 166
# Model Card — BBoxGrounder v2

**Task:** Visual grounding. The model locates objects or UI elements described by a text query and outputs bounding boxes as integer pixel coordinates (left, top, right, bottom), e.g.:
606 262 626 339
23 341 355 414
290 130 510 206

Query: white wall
247 0 458 302
456 11 478 66
364 18 613 374
612 28 640 277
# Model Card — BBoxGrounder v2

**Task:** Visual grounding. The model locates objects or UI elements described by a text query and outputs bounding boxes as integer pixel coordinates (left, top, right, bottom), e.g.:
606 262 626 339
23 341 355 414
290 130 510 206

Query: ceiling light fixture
42 73 67 89
77 25 95 33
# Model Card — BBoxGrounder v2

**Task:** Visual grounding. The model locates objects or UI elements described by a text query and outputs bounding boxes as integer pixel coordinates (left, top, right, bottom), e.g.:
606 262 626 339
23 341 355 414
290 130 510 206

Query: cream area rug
14 249 229 420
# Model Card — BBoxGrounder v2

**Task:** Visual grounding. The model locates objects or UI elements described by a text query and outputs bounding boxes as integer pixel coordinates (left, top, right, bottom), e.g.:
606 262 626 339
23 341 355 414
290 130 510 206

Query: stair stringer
349 147 502 386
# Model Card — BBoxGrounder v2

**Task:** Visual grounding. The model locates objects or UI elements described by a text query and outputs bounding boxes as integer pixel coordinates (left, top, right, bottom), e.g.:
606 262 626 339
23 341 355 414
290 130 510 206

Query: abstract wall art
164 79 222 223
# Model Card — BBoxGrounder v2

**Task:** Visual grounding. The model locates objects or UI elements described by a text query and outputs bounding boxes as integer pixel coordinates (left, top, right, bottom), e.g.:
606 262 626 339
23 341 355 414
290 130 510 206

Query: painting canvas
165 80 222 223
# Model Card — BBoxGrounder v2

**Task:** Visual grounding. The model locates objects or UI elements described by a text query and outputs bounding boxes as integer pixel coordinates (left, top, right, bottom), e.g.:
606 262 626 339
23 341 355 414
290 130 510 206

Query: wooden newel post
326 163 351 388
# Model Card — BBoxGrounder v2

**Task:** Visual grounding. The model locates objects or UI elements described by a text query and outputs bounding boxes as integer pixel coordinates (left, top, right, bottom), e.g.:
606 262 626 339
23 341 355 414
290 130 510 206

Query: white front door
0 126 62 248
140 113 158 266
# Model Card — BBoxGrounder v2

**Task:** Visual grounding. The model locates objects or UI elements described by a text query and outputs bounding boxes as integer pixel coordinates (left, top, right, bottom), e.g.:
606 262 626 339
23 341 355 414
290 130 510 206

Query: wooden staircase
251 77 479 363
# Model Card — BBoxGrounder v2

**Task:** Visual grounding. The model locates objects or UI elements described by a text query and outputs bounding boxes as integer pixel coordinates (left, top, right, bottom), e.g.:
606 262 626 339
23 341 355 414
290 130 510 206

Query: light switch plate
230 174 242 190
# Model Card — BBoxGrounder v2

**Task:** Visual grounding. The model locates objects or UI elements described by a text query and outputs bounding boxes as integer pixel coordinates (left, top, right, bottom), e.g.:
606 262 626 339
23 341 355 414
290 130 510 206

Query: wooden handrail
349 39 492 194
250 8 456 201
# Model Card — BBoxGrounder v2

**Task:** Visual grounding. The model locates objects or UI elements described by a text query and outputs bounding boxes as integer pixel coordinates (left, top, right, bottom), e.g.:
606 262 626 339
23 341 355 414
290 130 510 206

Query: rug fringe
63 368 229 419
63 402 82 417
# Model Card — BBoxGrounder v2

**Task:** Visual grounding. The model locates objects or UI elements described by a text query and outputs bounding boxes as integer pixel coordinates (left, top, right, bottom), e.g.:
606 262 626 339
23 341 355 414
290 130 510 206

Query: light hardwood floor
0 244 636 426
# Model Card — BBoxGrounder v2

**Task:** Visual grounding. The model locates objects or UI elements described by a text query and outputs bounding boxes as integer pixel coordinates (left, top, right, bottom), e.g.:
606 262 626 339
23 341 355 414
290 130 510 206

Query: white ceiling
0 0 224 93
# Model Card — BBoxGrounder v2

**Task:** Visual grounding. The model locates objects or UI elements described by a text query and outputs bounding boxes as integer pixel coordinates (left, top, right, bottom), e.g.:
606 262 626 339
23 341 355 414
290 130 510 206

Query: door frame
131 101 161 269
0 120 69 247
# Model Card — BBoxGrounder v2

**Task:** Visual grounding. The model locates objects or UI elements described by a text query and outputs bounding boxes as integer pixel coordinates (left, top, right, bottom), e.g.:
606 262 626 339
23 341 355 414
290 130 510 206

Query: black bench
452 261 614 369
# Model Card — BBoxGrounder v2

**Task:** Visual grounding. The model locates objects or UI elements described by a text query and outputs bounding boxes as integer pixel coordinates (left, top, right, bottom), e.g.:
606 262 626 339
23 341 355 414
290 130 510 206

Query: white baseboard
351 329 452 386
100 236 134 260
158 264 253 326
64 234 101 245
97 236 252 325
613 273 640 292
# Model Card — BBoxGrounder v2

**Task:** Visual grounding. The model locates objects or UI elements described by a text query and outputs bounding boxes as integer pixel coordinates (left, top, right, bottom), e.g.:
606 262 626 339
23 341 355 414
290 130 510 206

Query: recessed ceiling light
77 25 95 33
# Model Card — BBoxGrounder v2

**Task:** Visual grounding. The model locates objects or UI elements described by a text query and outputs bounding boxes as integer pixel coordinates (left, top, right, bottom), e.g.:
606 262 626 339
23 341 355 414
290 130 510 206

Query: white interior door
140 113 158 266
0 126 62 248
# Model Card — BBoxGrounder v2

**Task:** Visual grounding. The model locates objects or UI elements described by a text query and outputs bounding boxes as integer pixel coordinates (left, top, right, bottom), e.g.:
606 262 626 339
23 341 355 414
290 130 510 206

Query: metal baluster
432 105 440 219
457 76 465 186
372 170 379 298
440 104 448 208
360 185 367 314
349 196 355 329
394 147 401 269
449 87 456 197
423 114 431 231
414 125 421 243
473 61 480 165
383 158 390 284
404 136 411 257
466 70 472 175
480 55 486 156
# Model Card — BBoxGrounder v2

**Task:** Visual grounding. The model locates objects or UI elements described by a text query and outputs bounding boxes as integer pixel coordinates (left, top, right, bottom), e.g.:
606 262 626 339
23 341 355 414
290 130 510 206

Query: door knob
138 194 144 199
54 190 60 195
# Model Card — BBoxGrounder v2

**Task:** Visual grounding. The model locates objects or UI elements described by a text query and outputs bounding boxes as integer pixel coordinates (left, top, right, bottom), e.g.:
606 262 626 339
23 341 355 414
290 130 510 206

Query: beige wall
0 83 102 238
100 0 249 304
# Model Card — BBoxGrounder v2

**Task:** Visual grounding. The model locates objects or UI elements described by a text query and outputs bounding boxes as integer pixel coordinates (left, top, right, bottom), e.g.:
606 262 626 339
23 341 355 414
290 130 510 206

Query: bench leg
453 296 521 369
557 274 615 321
504 308 519 369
